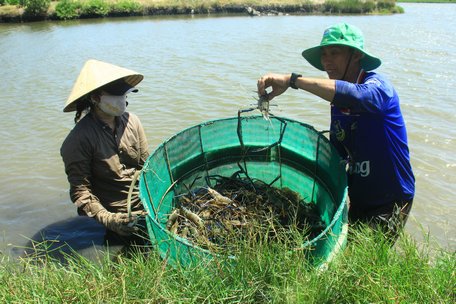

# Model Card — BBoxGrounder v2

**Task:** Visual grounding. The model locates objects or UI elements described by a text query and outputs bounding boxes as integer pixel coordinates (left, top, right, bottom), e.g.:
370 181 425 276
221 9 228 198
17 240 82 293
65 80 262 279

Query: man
61 59 149 246
257 23 415 240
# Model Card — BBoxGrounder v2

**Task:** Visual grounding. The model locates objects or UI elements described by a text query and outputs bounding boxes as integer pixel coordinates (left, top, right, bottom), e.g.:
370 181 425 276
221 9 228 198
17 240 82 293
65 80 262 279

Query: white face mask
97 94 127 116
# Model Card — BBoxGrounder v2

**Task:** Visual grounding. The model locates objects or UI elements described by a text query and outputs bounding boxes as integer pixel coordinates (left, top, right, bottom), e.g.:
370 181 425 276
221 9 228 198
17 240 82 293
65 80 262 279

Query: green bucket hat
302 23 381 71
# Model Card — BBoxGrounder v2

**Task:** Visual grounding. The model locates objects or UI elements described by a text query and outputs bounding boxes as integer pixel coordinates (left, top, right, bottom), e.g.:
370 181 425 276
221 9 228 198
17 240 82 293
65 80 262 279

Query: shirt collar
356 69 366 84
90 112 120 131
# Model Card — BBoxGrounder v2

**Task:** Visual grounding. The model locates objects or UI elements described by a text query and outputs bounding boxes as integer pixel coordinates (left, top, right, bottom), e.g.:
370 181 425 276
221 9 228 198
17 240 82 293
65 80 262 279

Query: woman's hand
96 210 139 236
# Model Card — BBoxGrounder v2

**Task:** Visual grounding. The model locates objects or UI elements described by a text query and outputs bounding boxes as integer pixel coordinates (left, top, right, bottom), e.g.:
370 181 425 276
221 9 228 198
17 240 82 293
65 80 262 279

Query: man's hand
257 73 336 103
95 210 139 236
257 73 291 101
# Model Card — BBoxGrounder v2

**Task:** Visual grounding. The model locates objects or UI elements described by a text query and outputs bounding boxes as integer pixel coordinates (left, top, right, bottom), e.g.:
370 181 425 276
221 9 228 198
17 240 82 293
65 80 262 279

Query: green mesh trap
139 115 348 268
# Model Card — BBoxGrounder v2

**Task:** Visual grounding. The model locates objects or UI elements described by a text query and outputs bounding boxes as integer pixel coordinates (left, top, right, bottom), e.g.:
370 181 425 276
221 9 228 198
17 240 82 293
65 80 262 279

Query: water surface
0 3 454 257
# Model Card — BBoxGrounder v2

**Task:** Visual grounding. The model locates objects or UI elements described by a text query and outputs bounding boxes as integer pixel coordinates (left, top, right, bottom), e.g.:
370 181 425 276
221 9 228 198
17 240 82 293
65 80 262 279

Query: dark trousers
349 200 413 243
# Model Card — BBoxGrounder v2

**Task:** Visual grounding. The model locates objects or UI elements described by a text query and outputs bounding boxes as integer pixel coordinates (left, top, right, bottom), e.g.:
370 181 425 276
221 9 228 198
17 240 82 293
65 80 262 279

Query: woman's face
98 91 127 117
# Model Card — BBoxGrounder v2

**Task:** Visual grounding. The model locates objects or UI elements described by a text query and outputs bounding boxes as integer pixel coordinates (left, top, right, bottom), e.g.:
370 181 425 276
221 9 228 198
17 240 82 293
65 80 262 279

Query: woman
61 59 150 245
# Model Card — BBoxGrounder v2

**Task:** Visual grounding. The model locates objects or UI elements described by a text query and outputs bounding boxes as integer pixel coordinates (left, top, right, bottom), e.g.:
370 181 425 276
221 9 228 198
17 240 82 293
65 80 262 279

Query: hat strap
341 49 355 81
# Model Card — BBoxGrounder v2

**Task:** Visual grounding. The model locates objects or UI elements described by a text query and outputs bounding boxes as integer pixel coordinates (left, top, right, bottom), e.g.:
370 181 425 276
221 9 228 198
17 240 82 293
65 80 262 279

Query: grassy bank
1 226 454 302
0 0 403 23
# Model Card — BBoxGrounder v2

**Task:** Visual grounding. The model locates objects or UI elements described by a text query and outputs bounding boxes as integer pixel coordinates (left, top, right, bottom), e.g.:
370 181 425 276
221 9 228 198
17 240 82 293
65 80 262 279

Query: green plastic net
139 115 348 267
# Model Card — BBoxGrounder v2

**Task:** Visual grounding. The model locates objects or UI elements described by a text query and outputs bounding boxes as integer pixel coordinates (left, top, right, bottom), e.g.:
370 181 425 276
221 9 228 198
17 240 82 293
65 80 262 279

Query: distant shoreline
0 0 407 23
1 0 454 23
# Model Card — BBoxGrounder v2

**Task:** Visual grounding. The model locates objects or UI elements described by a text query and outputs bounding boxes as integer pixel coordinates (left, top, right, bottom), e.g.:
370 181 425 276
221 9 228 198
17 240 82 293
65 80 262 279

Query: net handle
127 169 141 218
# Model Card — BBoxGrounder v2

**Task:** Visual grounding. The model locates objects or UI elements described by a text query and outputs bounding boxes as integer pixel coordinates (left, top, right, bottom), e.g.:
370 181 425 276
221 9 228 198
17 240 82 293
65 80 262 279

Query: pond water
0 3 455 258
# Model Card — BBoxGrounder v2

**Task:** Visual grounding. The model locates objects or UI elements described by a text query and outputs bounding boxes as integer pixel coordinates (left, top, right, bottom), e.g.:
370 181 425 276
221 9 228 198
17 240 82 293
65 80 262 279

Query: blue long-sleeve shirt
330 71 415 209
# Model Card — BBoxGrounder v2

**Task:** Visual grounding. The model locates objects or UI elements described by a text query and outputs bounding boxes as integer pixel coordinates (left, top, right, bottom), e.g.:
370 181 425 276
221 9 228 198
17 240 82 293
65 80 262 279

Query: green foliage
376 0 403 13
364 0 377 11
80 0 110 16
22 0 50 16
113 0 143 14
1 0 408 21
377 0 396 9
3 0 21 5
323 0 402 14
55 0 144 19
3 0 13 4
325 0 353 13
393 5 404 13
55 0 81 19
324 0 375 13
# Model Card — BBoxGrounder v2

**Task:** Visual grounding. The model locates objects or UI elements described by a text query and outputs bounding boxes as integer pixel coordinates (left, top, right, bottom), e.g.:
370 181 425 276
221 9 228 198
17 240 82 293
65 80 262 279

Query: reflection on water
0 3 455 257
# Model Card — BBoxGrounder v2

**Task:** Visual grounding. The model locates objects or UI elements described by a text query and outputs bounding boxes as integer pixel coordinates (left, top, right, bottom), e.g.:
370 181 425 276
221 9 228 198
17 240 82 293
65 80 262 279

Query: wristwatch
290 73 302 89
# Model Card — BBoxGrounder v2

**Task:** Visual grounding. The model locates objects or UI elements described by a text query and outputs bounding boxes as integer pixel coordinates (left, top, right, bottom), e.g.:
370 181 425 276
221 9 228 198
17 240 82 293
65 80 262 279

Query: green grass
1 226 454 303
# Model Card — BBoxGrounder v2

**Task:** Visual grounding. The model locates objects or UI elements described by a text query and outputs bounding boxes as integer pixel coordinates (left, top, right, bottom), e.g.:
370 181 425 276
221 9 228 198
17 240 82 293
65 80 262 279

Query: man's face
320 45 353 80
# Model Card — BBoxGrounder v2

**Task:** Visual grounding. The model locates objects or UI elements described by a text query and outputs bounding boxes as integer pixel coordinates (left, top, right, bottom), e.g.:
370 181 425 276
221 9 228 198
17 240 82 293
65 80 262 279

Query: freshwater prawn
257 93 270 121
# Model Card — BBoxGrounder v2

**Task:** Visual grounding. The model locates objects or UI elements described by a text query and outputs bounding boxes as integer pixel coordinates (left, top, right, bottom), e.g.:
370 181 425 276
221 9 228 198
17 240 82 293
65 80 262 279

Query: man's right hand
257 73 291 101
257 73 336 103
95 210 139 236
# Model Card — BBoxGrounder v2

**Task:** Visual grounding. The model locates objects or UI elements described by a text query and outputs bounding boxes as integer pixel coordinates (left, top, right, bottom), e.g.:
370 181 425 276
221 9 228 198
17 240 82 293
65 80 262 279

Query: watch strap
290 73 302 89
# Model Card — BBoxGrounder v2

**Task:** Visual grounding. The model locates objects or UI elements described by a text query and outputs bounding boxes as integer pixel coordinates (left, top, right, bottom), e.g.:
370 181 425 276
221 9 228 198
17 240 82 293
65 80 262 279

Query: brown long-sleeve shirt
61 112 149 216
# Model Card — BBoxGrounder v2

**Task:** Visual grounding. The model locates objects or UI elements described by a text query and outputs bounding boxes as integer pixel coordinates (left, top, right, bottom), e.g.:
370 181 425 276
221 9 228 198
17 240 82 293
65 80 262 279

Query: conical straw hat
63 59 144 112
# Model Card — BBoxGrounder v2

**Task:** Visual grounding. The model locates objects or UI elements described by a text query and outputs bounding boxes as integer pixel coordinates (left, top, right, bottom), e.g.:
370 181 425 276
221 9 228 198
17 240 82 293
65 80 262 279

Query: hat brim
103 78 139 96
302 43 381 72
63 59 144 112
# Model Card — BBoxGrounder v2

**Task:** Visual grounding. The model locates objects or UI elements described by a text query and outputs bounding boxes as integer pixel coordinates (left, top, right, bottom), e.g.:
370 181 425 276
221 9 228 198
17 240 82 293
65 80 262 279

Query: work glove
95 209 139 236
